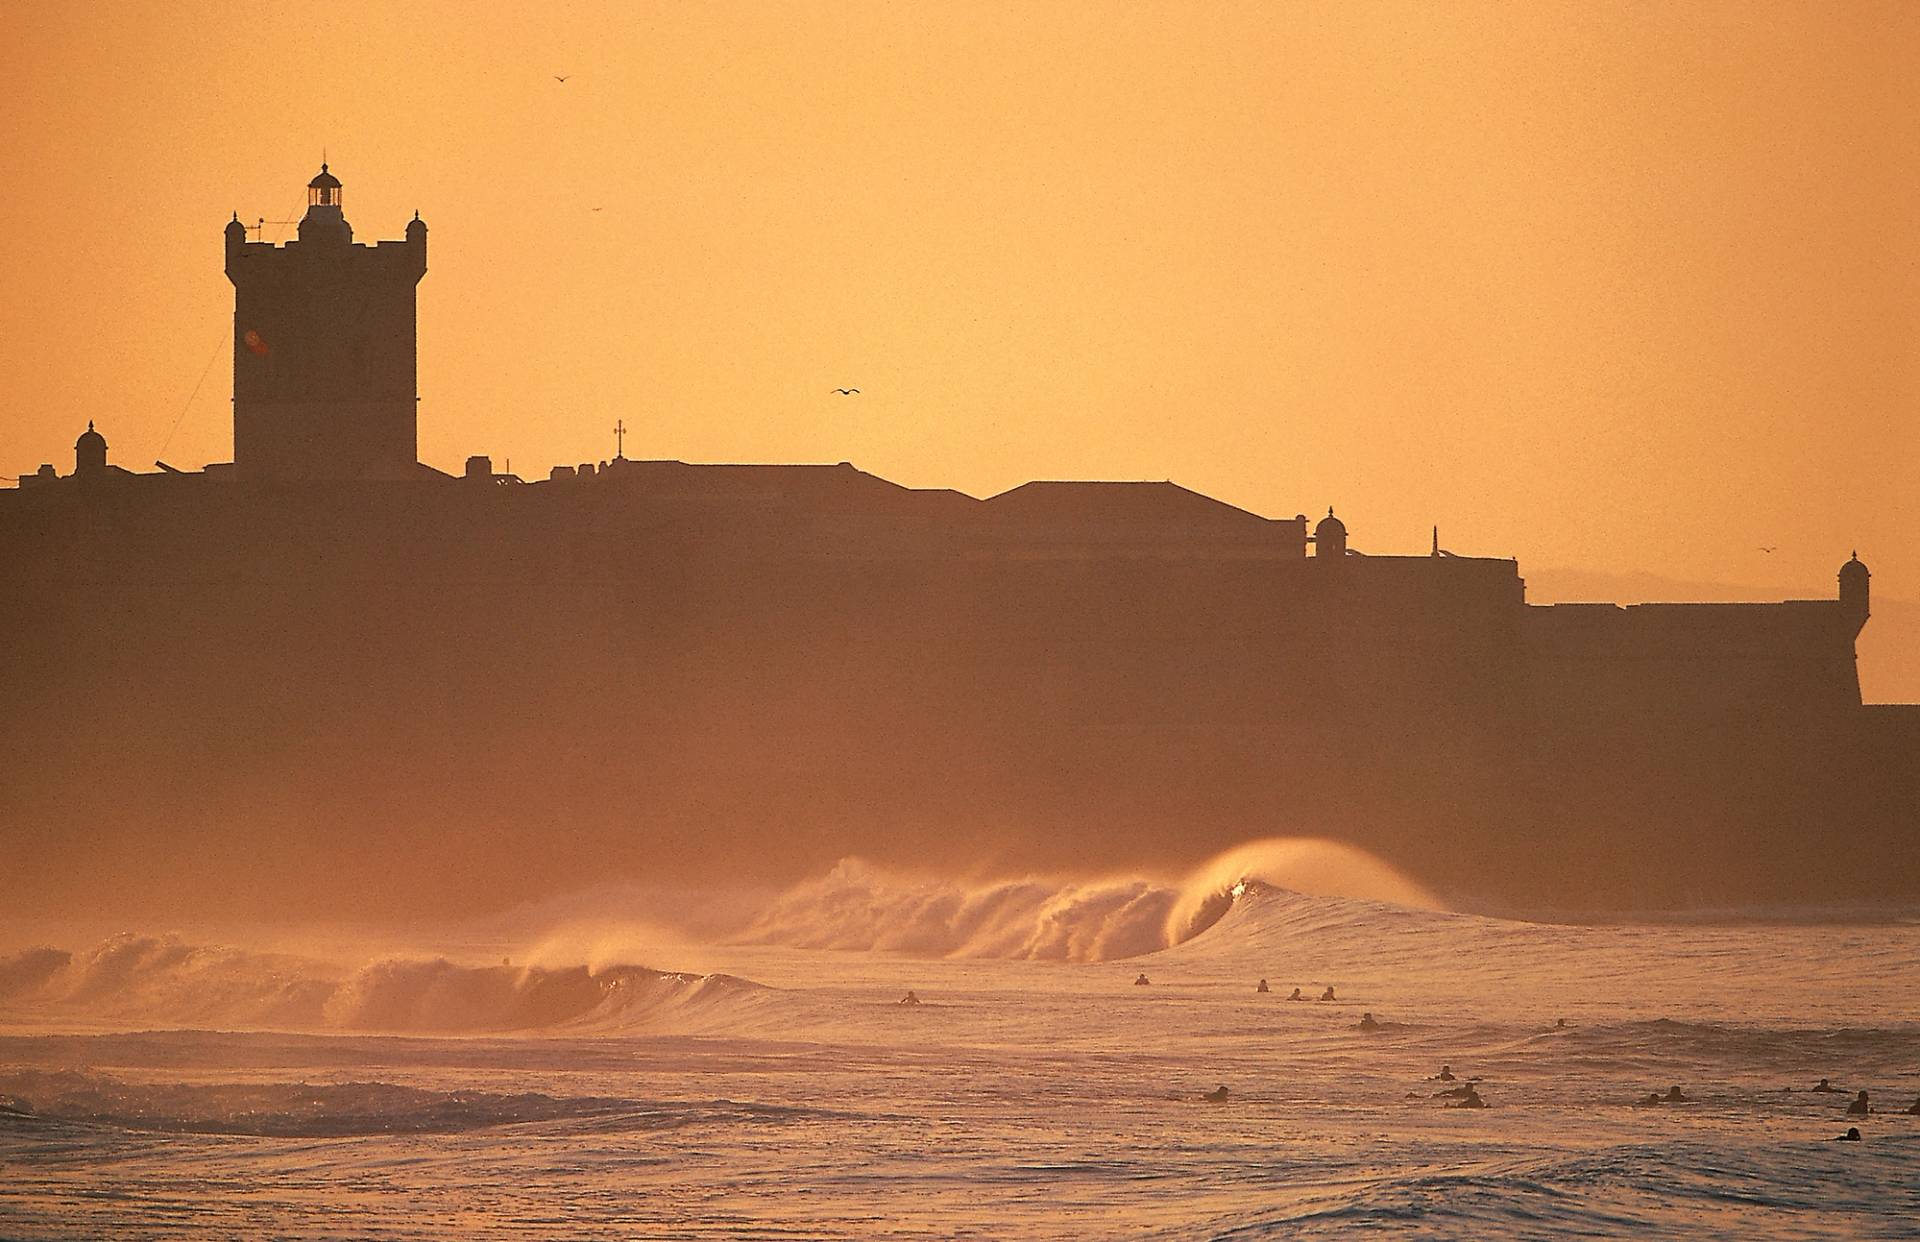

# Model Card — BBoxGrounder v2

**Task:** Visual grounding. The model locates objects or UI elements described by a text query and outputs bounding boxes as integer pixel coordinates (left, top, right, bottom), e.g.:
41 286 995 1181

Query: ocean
3 859 1918 1239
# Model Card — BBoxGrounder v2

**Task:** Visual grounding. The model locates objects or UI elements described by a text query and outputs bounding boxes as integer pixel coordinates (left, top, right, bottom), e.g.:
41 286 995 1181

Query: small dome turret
407 210 427 239
74 420 107 474
1315 507 1348 559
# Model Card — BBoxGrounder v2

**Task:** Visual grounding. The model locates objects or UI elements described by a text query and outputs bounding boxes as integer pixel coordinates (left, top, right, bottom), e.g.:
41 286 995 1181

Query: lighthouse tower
224 164 428 480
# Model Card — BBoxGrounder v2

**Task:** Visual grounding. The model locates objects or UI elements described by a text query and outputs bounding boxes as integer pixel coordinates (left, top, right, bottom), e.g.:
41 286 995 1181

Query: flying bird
591 207 604 212
1758 546 1777 553
554 75 571 83
832 388 860 395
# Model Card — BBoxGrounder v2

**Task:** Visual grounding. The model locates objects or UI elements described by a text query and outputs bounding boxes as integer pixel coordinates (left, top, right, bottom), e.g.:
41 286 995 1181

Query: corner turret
1839 552 1870 634
406 211 428 270
224 211 248 274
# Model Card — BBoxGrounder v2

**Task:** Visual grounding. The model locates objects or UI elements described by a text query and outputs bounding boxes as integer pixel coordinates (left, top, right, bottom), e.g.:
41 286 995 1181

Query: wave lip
733 839 1444 963
735 859 1183 962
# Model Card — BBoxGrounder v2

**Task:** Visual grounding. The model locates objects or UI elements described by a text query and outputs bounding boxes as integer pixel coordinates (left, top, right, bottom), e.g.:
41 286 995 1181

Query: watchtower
224 165 428 479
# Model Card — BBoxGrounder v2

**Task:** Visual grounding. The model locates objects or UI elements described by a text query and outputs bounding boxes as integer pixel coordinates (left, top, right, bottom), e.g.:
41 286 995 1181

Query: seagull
591 207 604 212
1758 546 1777 553
832 388 859 395
554 75 572 83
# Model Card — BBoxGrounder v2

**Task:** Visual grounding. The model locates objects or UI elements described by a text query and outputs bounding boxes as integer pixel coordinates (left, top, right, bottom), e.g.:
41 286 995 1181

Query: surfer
1906 1096 1920 1115
1446 1085 1487 1109
1288 987 1304 1001
1663 1086 1689 1103
1256 979 1269 993
899 990 921 1006
1134 973 1151 987
1637 1092 1666 1106
1810 1078 1839 1093
1357 1012 1381 1031
1554 1018 1568 1029
1433 1065 1456 1081
1835 1127 1862 1141
1203 1085 1229 1103
1846 1091 1871 1116
1319 986 1336 1001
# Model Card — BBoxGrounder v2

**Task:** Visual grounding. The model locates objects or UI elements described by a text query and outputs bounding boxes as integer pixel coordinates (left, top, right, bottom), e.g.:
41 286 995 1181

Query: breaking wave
0 837 1445 1032
0 934 768 1035
321 958 766 1033
735 837 1442 962
737 861 1179 961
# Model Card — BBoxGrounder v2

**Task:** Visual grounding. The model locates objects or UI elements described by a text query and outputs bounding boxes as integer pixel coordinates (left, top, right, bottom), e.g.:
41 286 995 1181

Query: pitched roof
984 480 1279 527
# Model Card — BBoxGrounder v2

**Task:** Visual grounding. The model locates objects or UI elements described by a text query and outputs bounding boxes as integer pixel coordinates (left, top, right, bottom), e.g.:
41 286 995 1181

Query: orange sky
2 1 1915 696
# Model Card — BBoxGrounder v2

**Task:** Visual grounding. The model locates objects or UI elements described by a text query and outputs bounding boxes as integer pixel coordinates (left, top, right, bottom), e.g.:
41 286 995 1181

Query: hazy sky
2 1 1914 693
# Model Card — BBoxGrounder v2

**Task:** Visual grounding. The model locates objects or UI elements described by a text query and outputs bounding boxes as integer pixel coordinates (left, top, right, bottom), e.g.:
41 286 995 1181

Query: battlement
225 234 427 280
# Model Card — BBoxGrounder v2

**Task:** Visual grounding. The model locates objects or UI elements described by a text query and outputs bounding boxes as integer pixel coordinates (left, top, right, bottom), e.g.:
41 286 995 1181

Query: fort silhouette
3 166 1914 919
